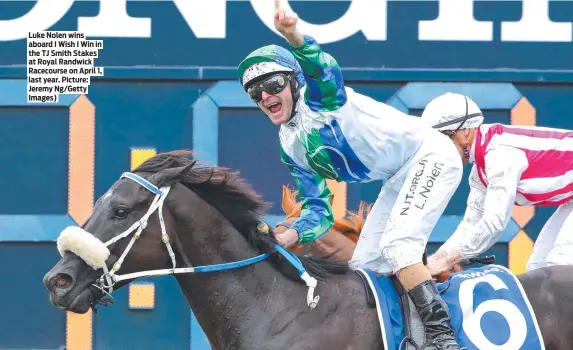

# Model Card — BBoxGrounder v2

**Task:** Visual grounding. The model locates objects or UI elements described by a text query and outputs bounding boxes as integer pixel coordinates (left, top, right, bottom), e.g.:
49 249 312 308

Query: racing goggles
247 73 291 102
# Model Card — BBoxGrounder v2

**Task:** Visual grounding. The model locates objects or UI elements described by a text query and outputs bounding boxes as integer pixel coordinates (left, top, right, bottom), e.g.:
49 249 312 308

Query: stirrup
399 337 420 350
423 342 466 350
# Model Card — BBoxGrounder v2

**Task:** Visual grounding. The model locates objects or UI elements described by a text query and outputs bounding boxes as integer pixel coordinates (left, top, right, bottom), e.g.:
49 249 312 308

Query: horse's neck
170 201 301 348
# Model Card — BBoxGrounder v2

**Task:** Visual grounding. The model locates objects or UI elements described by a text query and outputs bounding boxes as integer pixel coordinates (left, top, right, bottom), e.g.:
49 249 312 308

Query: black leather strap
391 276 420 350
355 270 376 308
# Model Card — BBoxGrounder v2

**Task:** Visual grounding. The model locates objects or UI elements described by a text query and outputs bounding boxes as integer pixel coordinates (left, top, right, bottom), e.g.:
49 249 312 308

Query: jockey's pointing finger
286 13 297 26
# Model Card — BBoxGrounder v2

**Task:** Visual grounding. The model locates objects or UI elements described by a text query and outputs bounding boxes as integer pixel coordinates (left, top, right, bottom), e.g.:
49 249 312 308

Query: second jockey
236 1 463 349
421 92 573 275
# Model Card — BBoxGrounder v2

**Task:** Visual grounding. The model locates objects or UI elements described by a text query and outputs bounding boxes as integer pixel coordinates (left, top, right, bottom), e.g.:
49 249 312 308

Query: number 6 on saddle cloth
355 259 545 350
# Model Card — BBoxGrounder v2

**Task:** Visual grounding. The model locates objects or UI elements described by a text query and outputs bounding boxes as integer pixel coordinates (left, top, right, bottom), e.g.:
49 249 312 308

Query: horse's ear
148 162 196 187
282 186 302 218
281 185 296 216
281 186 293 215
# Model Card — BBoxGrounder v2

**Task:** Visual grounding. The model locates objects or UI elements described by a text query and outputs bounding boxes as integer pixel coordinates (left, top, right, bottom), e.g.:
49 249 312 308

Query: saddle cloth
356 265 545 350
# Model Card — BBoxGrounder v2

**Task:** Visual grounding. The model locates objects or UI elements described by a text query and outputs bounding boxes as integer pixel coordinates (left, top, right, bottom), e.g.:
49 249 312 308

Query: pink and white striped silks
438 123 573 271
475 123 573 207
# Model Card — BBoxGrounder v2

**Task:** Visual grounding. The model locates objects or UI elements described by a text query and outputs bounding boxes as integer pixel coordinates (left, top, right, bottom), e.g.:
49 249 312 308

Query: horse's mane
133 150 348 281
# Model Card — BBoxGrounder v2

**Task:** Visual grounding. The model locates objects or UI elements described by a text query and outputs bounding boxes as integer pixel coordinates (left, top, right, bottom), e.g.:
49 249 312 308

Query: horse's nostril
52 273 73 289
55 276 68 287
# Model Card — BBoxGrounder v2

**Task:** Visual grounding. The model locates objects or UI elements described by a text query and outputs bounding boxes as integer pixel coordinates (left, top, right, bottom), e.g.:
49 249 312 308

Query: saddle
355 254 496 349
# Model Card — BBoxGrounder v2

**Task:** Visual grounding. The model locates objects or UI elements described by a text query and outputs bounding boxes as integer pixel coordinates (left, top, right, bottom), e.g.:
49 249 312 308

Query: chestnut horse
277 186 367 262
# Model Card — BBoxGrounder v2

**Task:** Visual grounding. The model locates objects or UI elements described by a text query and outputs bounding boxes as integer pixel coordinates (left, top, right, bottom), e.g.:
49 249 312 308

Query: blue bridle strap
121 172 163 195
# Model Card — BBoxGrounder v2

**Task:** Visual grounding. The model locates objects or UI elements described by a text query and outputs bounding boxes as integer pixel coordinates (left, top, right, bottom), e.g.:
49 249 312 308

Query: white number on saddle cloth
440 265 545 350
459 274 527 348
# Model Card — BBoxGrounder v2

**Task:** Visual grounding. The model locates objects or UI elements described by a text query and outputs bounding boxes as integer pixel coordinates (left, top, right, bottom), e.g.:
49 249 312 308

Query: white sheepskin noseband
57 226 110 270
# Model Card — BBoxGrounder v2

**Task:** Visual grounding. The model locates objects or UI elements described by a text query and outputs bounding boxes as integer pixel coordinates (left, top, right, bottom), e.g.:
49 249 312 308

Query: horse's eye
114 207 129 219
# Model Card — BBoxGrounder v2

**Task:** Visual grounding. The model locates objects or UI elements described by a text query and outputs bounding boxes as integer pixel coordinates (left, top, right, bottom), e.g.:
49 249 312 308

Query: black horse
44 151 573 349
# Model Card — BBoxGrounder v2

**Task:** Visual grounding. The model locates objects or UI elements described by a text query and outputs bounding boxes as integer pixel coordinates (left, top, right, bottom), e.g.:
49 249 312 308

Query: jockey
420 92 573 275
237 2 463 349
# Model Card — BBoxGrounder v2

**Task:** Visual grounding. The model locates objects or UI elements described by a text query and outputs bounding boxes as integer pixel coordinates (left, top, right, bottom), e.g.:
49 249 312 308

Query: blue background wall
0 1 572 349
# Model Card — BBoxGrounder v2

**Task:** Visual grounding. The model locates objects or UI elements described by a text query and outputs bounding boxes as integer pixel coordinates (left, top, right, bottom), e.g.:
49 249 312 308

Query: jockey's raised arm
274 0 347 112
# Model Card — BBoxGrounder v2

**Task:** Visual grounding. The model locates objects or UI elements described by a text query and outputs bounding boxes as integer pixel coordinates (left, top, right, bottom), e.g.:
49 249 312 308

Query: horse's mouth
50 288 94 314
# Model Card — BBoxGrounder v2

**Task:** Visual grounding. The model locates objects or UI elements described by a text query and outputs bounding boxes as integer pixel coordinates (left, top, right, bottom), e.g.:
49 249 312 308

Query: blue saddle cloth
356 265 545 350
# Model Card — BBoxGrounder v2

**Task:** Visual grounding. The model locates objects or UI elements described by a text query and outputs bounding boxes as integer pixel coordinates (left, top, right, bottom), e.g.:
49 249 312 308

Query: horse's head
42 151 226 313
276 186 370 262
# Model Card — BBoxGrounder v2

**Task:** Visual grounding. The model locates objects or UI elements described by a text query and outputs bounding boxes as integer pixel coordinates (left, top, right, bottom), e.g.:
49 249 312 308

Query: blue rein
189 243 307 277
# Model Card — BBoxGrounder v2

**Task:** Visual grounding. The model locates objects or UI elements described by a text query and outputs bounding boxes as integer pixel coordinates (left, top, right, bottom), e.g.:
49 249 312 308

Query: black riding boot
408 280 461 350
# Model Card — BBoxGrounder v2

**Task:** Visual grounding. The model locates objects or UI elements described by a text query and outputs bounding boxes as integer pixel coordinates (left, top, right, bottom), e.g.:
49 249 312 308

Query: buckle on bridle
99 272 116 289
91 282 116 307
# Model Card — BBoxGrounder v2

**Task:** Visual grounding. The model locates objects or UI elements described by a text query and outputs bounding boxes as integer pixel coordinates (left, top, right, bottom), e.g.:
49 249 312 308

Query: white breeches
526 200 573 271
349 132 463 275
